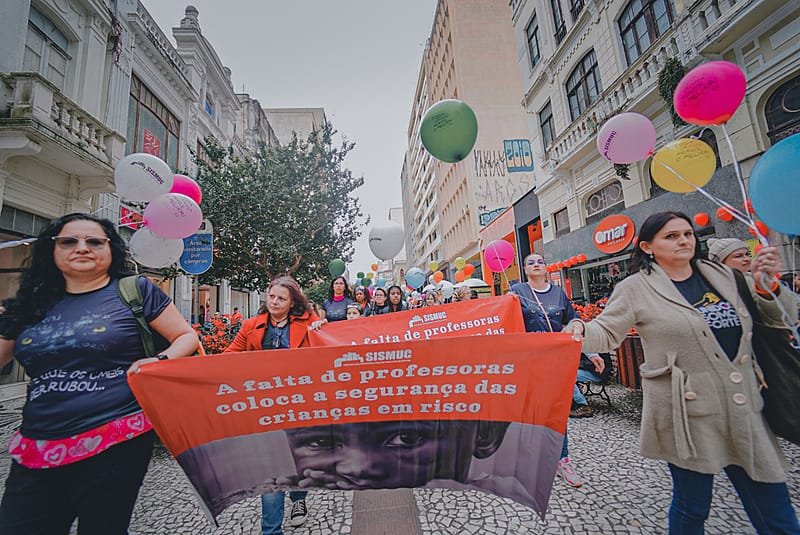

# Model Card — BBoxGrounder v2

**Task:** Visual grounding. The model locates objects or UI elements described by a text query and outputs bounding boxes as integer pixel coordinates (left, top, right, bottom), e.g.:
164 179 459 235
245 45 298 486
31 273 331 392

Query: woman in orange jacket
224 276 318 534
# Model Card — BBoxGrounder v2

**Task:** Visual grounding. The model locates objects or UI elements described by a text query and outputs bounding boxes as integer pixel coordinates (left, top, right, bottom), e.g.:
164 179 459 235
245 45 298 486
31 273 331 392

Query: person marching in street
0 213 198 534
564 211 800 534
509 252 601 488
707 237 752 274
224 276 319 535
313 276 354 329
386 285 408 313
353 285 371 315
365 287 389 316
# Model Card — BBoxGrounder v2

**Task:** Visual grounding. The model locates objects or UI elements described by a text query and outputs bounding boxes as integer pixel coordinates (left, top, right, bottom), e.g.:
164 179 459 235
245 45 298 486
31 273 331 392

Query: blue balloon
405 267 426 289
749 134 800 235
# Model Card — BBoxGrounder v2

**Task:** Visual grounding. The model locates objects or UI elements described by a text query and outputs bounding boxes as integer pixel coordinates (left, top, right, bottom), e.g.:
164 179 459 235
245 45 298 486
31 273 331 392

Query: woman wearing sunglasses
0 213 197 534
224 275 319 534
509 253 603 489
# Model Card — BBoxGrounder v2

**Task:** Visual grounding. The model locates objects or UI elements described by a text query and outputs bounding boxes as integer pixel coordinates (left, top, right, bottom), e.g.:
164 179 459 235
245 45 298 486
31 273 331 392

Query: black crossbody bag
733 270 800 446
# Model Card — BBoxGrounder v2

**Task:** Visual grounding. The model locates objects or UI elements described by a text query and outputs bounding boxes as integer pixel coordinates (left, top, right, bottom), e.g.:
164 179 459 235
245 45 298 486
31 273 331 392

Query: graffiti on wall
504 139 534 172
474 149 507 178
473 139 535 227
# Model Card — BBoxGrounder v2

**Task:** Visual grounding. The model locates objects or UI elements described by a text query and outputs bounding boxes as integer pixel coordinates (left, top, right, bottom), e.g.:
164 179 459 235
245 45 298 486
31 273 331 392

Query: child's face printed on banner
285 420 509 490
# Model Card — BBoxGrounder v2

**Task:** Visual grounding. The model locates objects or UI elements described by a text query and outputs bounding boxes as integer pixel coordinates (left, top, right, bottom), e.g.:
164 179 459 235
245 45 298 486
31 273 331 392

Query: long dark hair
354 285 371 306
327 276 353 300
268 276 311 317
2 213 133 336
386 285 405 312
629 211 701 274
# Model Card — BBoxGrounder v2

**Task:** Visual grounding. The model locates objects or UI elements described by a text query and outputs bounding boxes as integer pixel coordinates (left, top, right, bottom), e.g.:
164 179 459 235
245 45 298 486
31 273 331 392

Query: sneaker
556 457 583 488
569 404 594 418
288 498 308 527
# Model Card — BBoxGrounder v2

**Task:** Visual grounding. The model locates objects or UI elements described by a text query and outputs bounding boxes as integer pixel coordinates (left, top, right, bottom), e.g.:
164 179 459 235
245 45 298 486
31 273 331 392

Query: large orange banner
308 294 525 346
129 333 580 520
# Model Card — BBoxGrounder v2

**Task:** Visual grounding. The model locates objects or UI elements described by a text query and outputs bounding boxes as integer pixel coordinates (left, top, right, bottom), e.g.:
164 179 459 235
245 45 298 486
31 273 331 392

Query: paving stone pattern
0 384 798 534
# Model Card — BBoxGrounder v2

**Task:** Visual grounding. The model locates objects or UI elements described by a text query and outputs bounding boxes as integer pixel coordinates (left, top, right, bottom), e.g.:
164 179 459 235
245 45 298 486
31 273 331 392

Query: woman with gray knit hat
707 237 751 273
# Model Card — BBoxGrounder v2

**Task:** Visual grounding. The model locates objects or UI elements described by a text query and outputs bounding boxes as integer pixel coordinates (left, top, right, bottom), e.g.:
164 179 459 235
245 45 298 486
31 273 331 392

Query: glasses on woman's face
52 236 111 250
526 258 546 266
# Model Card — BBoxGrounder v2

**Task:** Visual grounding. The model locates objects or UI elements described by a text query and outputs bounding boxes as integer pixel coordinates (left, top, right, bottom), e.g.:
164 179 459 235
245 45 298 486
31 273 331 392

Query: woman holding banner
386 285 408 313
565 212 799 534
0 213 197 534
510 252 604 488
224 275 319 534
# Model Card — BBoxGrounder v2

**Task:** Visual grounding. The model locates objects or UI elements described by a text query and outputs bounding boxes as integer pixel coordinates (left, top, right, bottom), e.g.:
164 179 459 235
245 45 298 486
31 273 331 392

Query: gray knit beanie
707 237 748 263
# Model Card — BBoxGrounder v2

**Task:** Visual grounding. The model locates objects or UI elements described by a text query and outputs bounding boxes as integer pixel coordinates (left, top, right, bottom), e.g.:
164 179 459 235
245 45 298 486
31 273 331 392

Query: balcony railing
545 36 680 166
2 72 117 166
690 0 753 50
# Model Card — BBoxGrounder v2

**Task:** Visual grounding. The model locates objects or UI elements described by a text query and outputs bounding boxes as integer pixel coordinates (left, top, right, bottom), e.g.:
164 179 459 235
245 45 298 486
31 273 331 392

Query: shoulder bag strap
118 275 156 357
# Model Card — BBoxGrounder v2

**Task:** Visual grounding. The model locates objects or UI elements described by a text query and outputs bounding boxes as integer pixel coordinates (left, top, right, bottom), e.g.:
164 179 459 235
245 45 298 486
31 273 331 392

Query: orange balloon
744 200 755 215
716 207 734 222
748 220 769 237
463 264 475 276
577 253 587 263
555 262 564 269
371 263 379 272
455 270 465 282
433 270 444 283
693 212 709 227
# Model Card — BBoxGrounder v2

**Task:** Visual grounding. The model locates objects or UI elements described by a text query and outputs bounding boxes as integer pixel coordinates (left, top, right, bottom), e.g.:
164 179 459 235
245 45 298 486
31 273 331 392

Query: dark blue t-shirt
322 297 354 322
510 282 577 333
14 277 170 439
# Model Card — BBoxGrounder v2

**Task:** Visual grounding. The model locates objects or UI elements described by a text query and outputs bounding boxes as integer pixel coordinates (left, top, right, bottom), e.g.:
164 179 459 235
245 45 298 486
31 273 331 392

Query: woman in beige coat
564 211 799 534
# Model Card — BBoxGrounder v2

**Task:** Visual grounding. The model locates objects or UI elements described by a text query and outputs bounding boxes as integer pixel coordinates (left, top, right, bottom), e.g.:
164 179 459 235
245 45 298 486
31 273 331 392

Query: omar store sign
593 214 635 255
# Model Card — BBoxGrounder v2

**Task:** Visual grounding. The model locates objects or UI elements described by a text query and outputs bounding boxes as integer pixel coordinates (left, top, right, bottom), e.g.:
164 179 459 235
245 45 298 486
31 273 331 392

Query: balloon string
720 123 768 247
0 238 37 250
652 159 753 227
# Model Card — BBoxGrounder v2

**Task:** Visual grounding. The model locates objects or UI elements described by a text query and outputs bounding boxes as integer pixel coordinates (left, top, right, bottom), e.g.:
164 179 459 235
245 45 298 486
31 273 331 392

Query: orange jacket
224 310 319 352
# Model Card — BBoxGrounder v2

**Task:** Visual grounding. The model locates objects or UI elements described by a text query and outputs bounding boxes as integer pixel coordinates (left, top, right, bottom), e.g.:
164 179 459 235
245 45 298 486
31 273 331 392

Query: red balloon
555 262 564 270
693 212 710 227
744 200 755 215
716 207 734 222
170 174 202 205
455 270 465 282
748 220 769 237
577 253 587 263
463 264 475 276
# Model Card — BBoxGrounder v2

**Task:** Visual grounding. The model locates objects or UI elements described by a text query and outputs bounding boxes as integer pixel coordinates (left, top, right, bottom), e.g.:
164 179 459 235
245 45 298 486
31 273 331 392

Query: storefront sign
593 214 635 254
180 219 213 275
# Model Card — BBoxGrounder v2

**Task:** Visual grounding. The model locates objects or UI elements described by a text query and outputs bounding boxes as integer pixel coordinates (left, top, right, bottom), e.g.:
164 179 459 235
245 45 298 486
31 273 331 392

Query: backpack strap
118 275 156 358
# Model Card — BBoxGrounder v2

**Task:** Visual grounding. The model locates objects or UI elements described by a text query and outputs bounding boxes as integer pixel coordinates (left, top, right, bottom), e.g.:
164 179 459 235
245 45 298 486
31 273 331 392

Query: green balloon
328 258 346 277
361 277 372 287
356 271 365 279
420 99 478 163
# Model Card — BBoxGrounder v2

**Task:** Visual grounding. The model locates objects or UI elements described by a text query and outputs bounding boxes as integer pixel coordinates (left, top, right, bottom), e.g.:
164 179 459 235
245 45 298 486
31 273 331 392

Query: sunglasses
52 236 111 250
525 258 546 265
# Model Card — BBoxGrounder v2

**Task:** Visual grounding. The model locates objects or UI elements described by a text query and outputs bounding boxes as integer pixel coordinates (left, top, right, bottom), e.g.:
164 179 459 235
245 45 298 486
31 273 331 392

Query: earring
648 253 655 261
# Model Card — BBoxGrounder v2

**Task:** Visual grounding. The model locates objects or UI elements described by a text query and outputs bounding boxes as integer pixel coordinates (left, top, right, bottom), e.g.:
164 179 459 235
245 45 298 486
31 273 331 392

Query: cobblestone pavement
1 384 798 534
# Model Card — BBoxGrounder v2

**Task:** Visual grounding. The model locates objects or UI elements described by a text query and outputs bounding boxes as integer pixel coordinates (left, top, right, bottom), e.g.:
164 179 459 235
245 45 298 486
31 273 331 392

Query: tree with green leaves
194 122 366 289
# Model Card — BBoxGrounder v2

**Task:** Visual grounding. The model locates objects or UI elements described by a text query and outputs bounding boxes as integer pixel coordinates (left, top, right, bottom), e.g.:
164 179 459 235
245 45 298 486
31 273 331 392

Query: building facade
511 0 800 303
404 0 535 278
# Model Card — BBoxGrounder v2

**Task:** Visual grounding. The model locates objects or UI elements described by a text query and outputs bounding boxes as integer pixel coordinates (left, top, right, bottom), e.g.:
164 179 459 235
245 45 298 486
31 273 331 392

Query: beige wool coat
581 260 794 482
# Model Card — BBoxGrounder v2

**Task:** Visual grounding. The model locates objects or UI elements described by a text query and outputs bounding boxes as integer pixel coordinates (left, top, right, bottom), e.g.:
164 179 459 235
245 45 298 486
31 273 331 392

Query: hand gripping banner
128 333 580 521
308 294 525 346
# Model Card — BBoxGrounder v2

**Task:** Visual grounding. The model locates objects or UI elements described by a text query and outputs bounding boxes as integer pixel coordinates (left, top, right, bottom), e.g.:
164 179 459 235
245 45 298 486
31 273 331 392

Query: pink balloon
170 174 202 205
484 240 515 273
673 61 745 126
144 193 203 239
596 112 656 164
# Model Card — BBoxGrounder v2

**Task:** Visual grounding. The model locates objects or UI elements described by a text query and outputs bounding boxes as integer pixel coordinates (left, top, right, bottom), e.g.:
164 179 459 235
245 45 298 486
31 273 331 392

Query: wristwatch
155 354 170 361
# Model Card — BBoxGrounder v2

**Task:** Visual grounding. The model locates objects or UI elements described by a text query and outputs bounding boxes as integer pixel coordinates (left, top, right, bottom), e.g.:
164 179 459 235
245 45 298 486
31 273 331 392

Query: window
585 181 624 224
619 0 674 65
525 14 541 68
551 0 566 44
566 50 602 120
539 101 555 151
23 7 70 90
204 94 215 118
554 207 571 237
765 75 800 143
126 76 181 169
570 0 585 21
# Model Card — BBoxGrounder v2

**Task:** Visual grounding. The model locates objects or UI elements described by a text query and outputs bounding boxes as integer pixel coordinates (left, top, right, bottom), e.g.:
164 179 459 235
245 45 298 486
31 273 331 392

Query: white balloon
368 222 404 260
440 280 455 299
129 228 184 268
114 153 173 202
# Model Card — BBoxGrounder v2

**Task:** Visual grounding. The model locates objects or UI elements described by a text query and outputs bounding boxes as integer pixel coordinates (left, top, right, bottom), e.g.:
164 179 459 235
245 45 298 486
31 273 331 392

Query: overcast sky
143 1 437 275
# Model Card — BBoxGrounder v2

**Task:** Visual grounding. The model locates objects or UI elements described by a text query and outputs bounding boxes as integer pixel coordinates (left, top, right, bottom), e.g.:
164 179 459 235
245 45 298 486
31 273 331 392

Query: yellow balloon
365 272 374 279
650 138 716 193
454 256 466 270
429 260 439 272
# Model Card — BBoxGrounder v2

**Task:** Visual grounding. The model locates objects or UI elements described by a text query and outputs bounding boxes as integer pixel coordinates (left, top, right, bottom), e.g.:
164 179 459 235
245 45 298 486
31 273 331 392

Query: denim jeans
561 428 569 459
261 490 308 535
573 369 603 405
668 463 800 534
